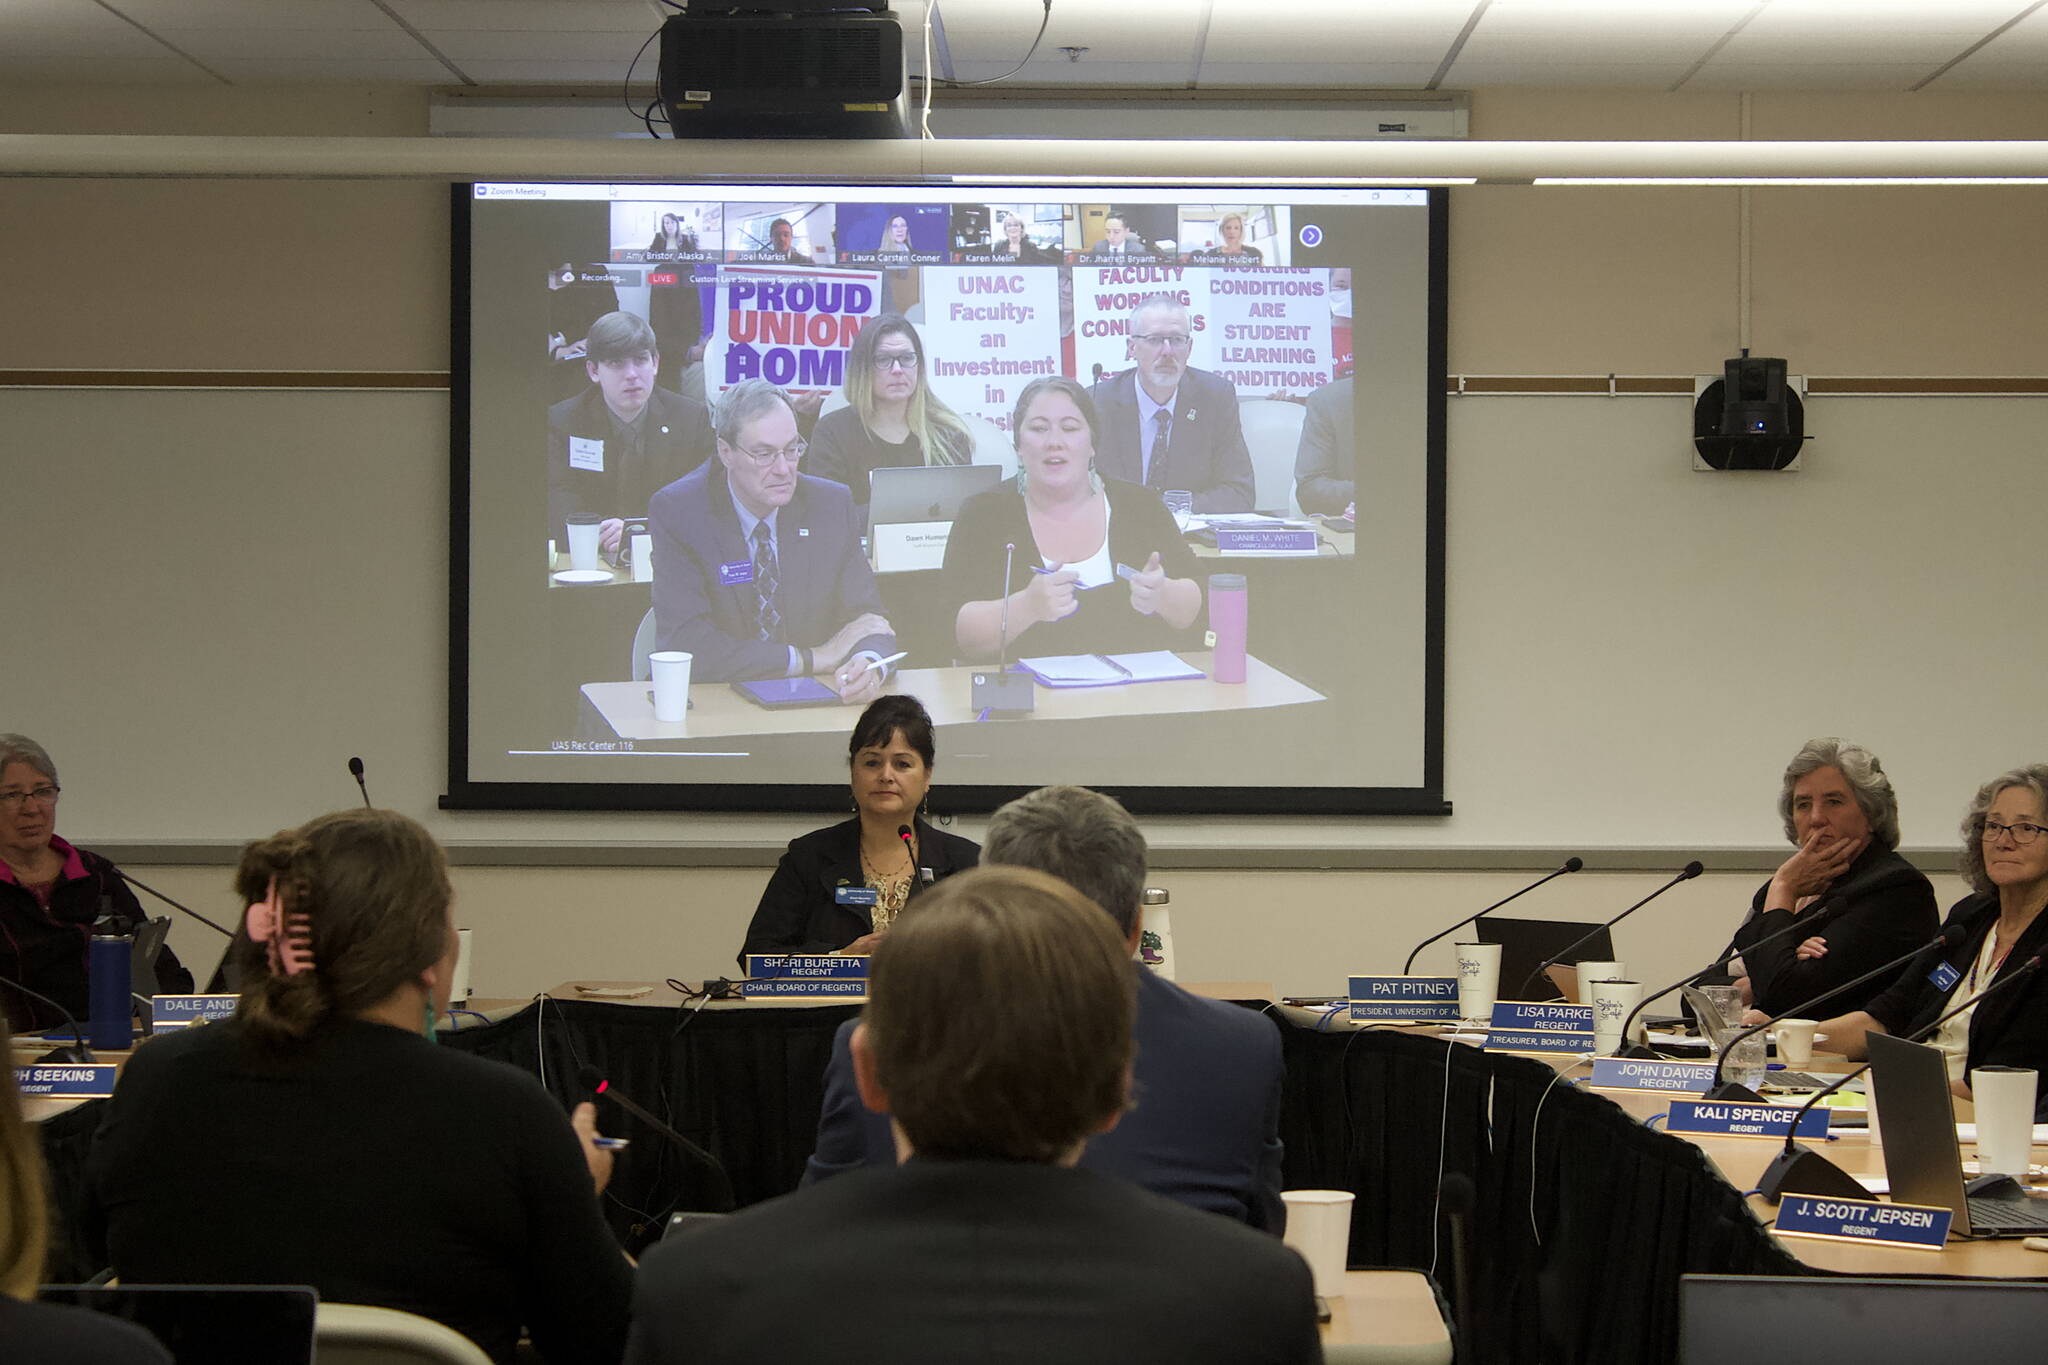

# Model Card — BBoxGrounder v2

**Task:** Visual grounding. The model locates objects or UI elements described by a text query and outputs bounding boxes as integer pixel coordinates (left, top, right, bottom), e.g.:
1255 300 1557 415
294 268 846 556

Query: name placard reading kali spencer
1776 1194 1952 1250
1483 1002 1595 1054
741 955 870 999
1589 1058 1719 1094
1347 975 1459 1023
14 1064 120 1099
1665 1099 1829 1141
150 993 240 1031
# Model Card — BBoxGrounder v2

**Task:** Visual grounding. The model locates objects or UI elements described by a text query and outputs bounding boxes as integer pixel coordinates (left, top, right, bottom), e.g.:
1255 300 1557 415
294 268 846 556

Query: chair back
315 1303 493 1365
630 607 657 682
1236 398 1307 516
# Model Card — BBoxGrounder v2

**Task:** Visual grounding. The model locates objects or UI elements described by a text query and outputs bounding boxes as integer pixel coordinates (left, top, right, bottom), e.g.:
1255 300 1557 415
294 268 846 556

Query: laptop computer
1680 1274 2048 1363
38 1285 318 1364
1473 917 1614 1003
1866 1030 2048 1237
867 462 1001 528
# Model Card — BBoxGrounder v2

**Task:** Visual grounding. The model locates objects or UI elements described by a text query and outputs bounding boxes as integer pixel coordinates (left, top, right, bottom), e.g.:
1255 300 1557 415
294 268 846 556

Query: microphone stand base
970 671 1035 716
36 1042 97 1065
1699 1081 1767 1103
1618 1044 1666 1060
1756 1145 1868 1204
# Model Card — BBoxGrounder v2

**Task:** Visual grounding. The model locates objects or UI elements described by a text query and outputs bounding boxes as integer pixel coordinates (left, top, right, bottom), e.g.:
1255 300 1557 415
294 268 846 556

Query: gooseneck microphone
1616 905 1853 1059
1756 954 2045 1202
1401 857 1583 975
113 870 236 939
0 973 96 1063
578 1064 735 1212
348 756 372 808
1702 922 1968 1102
1516 861 1703 1000
971 543 1036 715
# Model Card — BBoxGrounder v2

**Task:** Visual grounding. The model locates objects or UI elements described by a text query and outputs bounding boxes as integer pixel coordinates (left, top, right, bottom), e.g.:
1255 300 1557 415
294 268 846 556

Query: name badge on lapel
718 560 755 586
1928 961 1961 992
835 885 879 907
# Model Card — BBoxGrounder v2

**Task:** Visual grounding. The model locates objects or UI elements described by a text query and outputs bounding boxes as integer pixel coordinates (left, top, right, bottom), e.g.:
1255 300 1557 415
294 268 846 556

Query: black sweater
1728 844 1937 1018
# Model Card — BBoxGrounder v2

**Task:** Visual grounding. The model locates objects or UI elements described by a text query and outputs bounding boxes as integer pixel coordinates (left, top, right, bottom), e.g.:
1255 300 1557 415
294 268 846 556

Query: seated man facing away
804 784 1287 1232
627 866 1321 1365
648 378 894 700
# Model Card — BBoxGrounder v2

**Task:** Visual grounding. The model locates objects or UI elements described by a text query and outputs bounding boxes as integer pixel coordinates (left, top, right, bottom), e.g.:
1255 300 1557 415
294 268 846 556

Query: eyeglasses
733 440 807 467
870 353 919 372
1982 820 2048 846
0 785 60 811
1134 333 1193 351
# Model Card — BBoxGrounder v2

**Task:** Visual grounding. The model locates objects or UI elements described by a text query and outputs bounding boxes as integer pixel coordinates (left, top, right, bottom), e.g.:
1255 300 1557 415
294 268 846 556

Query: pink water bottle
1208 573 1247 683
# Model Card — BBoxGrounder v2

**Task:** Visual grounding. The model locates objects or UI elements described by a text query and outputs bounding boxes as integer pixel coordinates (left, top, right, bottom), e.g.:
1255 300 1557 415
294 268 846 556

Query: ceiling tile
456 58 648 82
204 57 465 82
103 0 397 29
1683 61 1938 89
151 27 431 62
1738 0 2025 39
384 0 665 31
419 28 650 60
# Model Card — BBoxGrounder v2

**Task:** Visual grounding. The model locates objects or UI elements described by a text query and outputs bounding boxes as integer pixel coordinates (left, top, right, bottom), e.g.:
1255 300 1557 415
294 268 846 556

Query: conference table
580 652 1326 740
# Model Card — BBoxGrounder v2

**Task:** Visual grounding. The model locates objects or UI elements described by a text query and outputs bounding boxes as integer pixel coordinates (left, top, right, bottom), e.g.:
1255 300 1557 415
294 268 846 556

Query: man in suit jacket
1090 295 1256 513
628 865 1320 1365
1081 213 1158 261
804 784 1288 1233
648 379 894 695
1293 374 1356 516
547 310 712 549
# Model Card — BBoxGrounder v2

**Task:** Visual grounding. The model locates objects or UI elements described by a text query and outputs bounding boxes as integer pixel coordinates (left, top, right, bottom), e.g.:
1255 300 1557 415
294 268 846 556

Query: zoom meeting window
451 182 1445 815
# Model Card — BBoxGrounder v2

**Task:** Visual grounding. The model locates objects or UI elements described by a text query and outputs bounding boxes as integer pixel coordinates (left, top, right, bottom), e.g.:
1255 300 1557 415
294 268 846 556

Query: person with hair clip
736 695 979 964
631 866 1319 1364
0 1013 171 1362
85 809 631 1364
802 314 975 518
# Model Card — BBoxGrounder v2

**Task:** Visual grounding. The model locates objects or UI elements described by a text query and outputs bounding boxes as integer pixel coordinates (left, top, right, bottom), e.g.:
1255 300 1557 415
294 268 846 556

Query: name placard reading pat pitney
1589 1057 1719 1094
1347 975 1460 1023
741 955 870 999
1665 1098 1830 1141
1482 1001 1595 1054
1775 1194 1952 1250
13 1064 120 1099
150 993 240 1031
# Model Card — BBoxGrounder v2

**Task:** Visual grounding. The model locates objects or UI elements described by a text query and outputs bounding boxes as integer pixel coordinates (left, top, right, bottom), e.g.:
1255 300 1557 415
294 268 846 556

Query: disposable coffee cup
650 650 693 723
1971 1065 2038 1178
1589 978 1644 1055
1280 1189 1354 1298
631 532 654 583
565 515 603 572
1773 1018 1818 1068
1454 941 1502 1025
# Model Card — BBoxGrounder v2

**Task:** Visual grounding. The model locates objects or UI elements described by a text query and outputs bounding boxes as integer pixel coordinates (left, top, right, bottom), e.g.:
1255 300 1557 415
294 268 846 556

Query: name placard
150 993 239 1031
1775 1194 1952 1250
741 955 870 999
872 521 955 573
14 1064 119 1099
1347 975 1459 1023
1665 1099 1829 1140
1589 1058 1720 1094
1215 527 1319 557
1483 1001 1595 1054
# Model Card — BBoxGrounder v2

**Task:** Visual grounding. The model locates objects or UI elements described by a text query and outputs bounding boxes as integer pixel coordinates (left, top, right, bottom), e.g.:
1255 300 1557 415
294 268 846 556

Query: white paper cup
1589 978 1644 1055
1574 961 1625 998
1971 1065 2038 1178
650 650 693 723
631 532 654 583
1773 1018 1818 1068
451 928 473 1005
1454 941 1502 1025
1280 1189 1354 1298
565 515 603 572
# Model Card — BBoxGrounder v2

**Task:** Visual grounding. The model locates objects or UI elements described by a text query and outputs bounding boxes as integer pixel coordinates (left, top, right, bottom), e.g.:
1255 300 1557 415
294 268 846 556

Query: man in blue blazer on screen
1089 294 1256 513
803 784 1288 1233
648 379 893 698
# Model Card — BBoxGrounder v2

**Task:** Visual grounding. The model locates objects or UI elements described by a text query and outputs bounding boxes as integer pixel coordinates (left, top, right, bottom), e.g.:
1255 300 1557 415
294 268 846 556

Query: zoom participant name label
1776 1194 1951 1249
1665 1099 1829 1140
1347 975 1459 1023
741 954 869 999
1482 1001 1594 1054
14 1064 119 1098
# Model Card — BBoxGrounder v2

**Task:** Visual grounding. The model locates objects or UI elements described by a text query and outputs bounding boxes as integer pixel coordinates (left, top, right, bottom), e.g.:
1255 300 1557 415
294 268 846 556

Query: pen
593 1137 631 1150
862 650 909 675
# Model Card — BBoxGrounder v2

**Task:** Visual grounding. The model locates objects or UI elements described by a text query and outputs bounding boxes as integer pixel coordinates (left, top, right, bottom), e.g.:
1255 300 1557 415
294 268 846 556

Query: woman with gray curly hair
1821 764 2048 1114
1726 738 1937 1019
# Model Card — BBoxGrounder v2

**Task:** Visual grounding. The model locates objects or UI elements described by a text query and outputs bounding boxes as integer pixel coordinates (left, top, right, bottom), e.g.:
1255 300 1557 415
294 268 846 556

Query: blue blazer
804 965 1288 1232
1088 367 1255 514
648 463 894 682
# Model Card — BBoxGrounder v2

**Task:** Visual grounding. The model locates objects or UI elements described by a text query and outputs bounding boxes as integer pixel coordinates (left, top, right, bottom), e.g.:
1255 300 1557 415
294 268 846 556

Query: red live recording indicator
648 272 680 286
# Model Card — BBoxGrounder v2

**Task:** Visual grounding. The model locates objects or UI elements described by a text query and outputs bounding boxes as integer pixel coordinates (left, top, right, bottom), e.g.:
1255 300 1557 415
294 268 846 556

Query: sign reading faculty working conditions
1070 264 1337 399
705 265 886 399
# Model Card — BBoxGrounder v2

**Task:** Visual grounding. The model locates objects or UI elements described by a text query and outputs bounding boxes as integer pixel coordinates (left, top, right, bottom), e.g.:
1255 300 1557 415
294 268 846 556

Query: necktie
751 522 781 642
1146 409 1172 489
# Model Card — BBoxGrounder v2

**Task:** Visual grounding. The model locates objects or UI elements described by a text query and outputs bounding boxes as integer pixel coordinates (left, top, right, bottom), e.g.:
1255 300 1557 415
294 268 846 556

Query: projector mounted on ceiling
659 1 908 140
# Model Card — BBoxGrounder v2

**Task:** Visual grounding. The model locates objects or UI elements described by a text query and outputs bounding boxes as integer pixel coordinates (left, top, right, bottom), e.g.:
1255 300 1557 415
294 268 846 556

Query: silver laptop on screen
867 462 1001 528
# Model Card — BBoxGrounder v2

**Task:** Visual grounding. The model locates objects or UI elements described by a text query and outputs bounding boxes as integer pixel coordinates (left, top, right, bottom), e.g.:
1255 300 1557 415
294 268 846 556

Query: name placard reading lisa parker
741 955 870 999
1482 1002 1595 1054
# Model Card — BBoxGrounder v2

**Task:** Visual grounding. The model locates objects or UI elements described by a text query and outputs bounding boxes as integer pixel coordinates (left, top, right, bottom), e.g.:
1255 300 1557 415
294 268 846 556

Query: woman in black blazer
737 695 979 964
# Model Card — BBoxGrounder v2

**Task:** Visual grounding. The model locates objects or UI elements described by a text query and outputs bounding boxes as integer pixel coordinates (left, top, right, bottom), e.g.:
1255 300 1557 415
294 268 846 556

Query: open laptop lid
1866 1029 1974 1234
866 462 1001 526
1681 1274 2048 1363
38 1285 318 1365
1473 917 1614 1003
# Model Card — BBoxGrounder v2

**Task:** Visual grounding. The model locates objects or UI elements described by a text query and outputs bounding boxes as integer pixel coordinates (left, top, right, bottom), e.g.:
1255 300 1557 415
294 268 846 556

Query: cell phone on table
731 676 841 708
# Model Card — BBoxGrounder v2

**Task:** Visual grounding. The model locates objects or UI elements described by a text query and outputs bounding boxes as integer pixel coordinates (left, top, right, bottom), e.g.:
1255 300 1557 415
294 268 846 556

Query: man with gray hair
803 784 1287 1231
1089 294 1254 512
547 310 713 552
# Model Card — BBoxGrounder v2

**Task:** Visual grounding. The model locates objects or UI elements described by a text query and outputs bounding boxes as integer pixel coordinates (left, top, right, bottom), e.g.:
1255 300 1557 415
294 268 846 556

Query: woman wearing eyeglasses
1818 763 2048 1114
805 315 975 519
0 735 193 1033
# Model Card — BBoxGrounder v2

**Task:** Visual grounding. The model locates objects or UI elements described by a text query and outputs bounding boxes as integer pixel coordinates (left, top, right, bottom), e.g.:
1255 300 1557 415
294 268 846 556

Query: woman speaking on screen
942 376 1202 661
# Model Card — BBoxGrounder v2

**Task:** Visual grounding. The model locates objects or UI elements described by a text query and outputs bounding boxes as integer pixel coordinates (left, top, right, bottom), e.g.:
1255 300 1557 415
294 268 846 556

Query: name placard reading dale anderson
741 955 870 999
